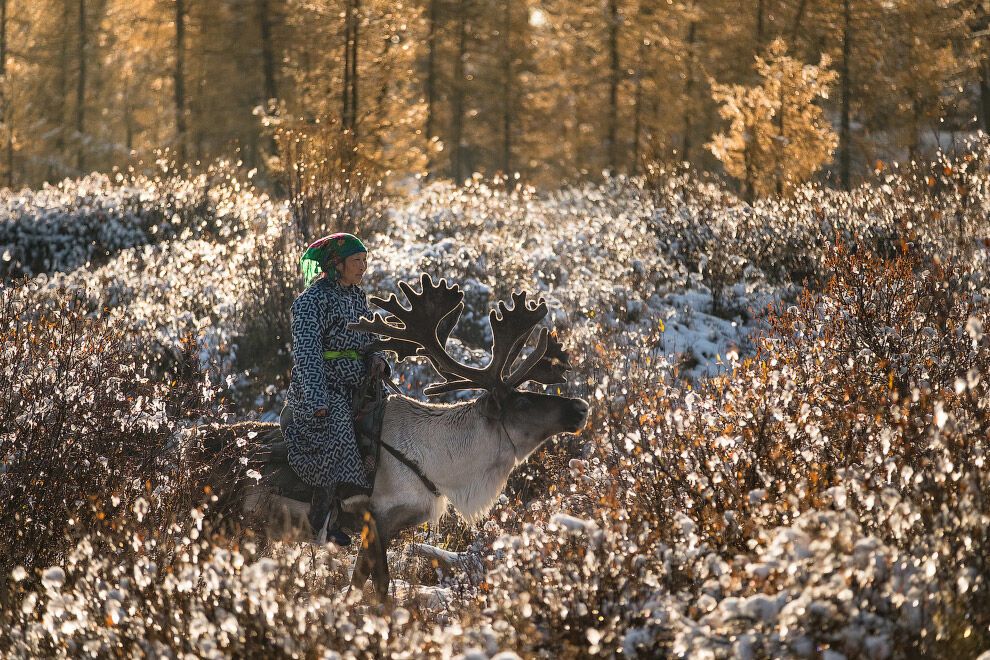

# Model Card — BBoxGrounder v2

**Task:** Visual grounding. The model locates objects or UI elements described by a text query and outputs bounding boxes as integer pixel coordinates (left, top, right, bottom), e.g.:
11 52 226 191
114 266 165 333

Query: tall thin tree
342 0 360 139
500 0 513 177
258 0 278 103
174 0 188 163
606 0 620 172
682 17 697 162
51 0 71 180
425 0 438 174
839 0 851 190
756 0 766 47
350 0 359 134
789 0 808 42
630 0 653 175
76 0 86 172
257 0 280 162
982 55 990 135
0 0 10 187
451 0 467 182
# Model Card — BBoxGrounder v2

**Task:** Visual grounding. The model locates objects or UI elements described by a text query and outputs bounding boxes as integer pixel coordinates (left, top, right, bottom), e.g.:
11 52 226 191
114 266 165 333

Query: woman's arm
359 290 390 377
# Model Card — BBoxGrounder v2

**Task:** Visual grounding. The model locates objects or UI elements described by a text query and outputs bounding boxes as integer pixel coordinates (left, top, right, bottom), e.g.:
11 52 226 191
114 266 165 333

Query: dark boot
308 487 333 543
325 524 352 547
325 492 352 547
309 487 352 547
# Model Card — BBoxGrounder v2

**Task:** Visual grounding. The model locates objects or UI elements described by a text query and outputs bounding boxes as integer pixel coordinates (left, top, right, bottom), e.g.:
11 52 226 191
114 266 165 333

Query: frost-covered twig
406 542 486 582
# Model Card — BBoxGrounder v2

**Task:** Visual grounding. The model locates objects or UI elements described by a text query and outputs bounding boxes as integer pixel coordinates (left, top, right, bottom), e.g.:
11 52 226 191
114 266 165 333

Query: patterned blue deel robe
284 276 380 496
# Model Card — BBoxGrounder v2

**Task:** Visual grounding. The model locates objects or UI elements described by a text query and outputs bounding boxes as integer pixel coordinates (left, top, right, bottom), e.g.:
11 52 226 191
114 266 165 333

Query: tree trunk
257 0 279 162
258 0 278 103
606 0 620 173
839 0 851 191
631 0 652 175
632 63 642 175
776 81 785 196
980 53 990 135
174 0 187 164
52 0 71 180
501 0 512 177
756 0 765 48
908 96 921 161
350 0 359 137
451 0 467 182
125 83 134 153
373 38 392 157
425 0 438 174
744 136 755 203
0 0 10 187
342 0 359 141
789 0 808 42
681 19 697 162
342 0 352 130
76 0 86 172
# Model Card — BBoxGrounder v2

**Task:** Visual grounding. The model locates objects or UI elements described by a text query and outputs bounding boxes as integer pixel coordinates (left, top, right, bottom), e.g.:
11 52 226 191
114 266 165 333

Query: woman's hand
314 407 328 418
369 356 390 379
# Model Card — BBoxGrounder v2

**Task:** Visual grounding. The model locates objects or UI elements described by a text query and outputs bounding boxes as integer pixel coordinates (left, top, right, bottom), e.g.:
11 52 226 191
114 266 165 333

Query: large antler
351 274 571 396
357 274 465 362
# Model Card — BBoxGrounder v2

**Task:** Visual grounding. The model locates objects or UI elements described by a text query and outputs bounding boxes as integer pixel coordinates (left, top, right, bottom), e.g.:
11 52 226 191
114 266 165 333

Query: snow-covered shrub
6 145 990 657
643 138 990 291
0 162 277 280
229 224 302 411
0 281 220 575
579 247 990 655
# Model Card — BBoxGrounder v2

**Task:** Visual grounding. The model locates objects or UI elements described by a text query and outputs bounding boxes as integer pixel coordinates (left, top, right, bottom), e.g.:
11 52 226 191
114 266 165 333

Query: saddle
352 375 389 474
263 376 389 503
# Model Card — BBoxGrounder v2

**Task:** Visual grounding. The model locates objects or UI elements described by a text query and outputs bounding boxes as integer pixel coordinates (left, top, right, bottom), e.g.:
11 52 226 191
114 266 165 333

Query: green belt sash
323 349 362 360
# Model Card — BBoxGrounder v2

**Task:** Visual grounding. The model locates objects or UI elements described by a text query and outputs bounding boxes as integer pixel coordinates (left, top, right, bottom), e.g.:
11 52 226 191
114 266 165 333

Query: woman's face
337 252 368 286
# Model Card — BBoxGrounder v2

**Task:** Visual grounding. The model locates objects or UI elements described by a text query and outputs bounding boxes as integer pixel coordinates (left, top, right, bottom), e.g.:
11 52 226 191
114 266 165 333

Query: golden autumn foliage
709 39 839 200
0 0 976 192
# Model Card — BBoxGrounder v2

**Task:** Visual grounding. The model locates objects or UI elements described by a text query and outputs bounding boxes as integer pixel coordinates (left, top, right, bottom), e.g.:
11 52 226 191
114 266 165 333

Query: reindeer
222 275 589 598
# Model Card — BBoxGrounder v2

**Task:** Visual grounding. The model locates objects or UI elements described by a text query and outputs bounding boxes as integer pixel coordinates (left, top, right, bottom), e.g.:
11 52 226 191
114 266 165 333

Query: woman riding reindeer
281 233 389 546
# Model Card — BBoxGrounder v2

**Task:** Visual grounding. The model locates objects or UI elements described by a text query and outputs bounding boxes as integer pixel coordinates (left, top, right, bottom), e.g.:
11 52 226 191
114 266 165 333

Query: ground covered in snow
3 149 990 657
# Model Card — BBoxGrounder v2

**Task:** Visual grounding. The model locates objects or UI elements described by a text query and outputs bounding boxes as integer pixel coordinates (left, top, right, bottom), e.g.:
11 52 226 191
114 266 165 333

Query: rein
499 416 520 457
381 442 442 497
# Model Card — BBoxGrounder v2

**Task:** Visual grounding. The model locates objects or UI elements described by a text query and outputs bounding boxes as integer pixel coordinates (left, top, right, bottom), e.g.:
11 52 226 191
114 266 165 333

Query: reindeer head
350 275 589 448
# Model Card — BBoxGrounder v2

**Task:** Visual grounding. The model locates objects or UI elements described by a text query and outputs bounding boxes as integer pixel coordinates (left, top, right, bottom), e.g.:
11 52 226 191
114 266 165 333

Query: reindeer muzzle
563 398 590 432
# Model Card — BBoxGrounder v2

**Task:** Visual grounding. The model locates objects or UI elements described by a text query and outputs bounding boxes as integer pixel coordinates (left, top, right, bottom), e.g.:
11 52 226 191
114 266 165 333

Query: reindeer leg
346 510 393 603
371 527 392 601
350 543 374 593
358 511 394 603
349 509 382 597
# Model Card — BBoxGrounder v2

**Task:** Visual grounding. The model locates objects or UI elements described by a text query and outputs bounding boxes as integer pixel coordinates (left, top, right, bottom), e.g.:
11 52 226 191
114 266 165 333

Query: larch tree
709 39 838 200
278 0 425 178
448 0 537 180
0 0 981 189
449 0 469 182
0 0 10 186
172 0 186 162
883 0 969 159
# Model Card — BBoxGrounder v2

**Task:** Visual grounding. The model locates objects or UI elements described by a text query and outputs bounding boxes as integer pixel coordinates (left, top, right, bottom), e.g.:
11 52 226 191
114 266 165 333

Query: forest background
0 0 984 197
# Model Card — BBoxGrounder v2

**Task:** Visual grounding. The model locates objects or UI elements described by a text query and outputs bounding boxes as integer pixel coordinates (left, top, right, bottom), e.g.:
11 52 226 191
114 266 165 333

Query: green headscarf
299 233 367 287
